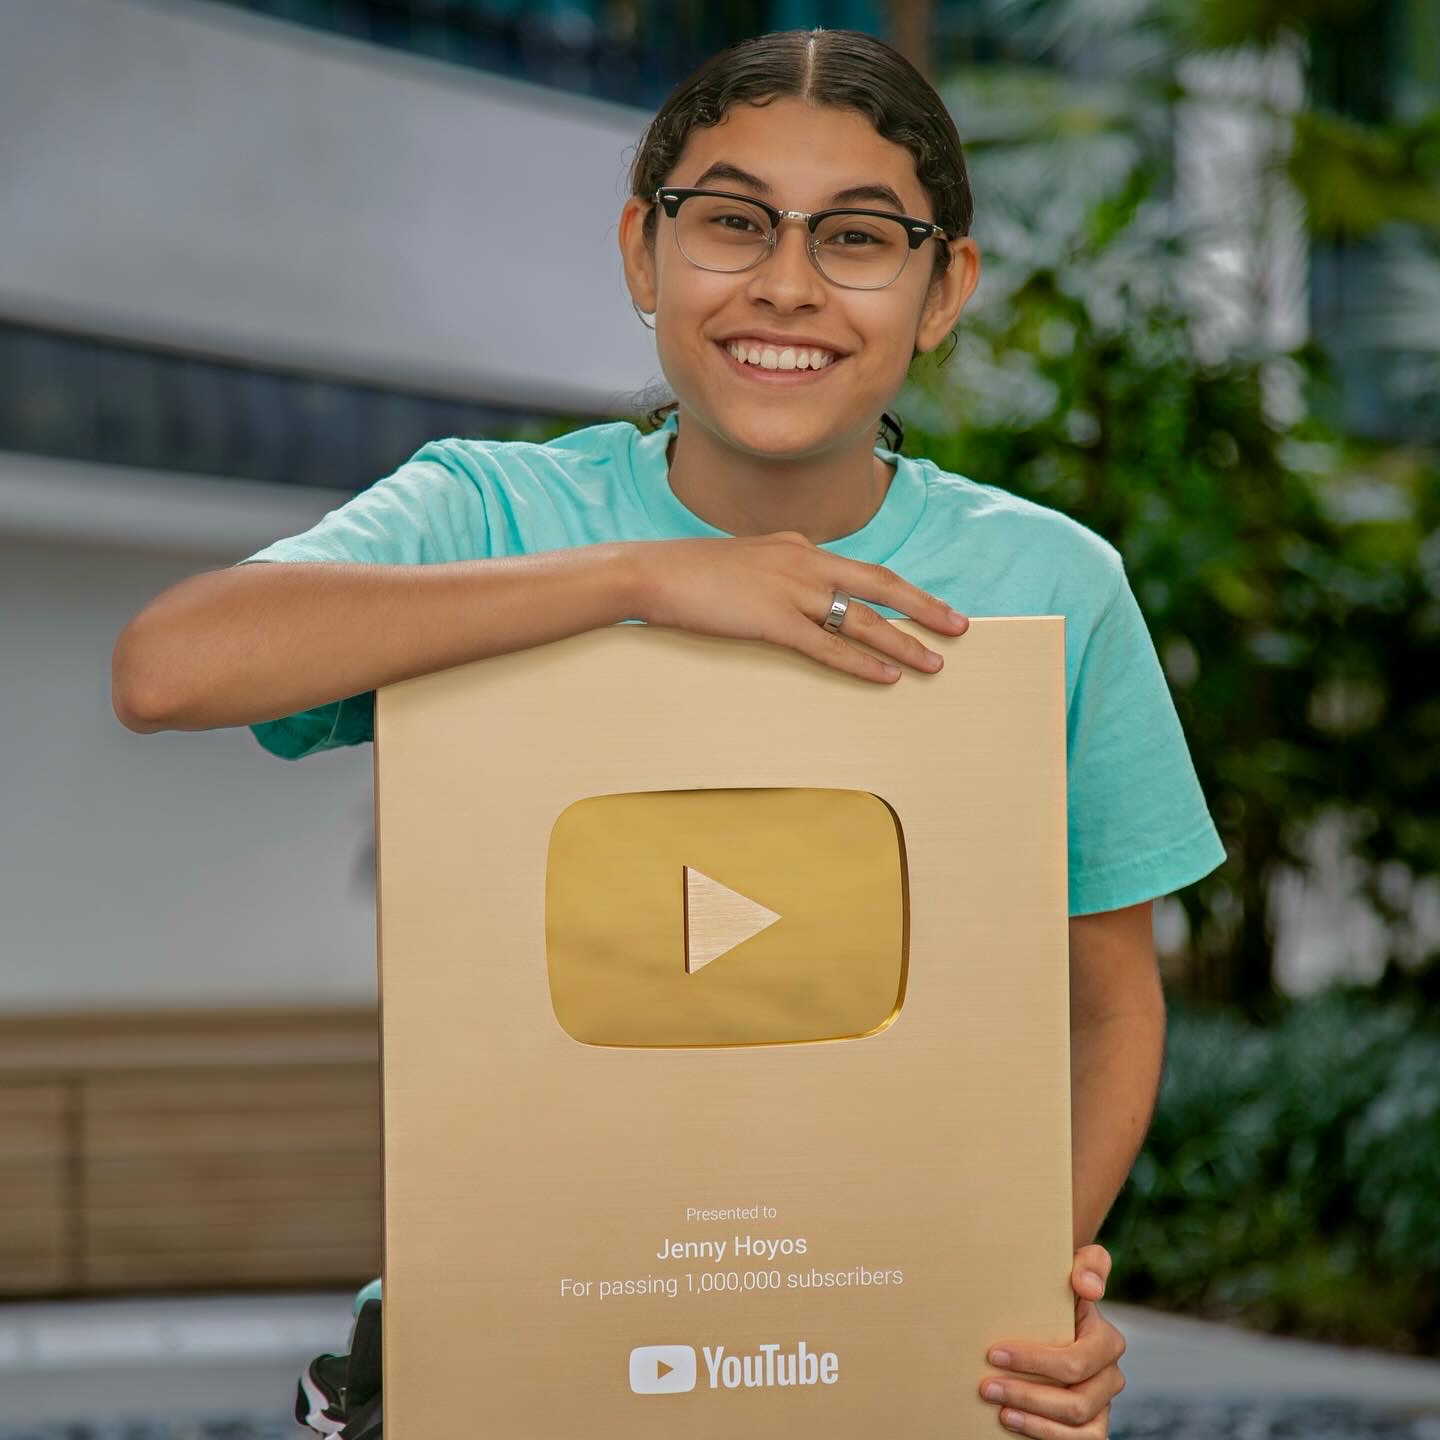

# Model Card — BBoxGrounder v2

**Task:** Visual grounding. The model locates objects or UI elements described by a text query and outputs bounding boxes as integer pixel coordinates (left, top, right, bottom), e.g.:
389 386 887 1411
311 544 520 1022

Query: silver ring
821 590 850 633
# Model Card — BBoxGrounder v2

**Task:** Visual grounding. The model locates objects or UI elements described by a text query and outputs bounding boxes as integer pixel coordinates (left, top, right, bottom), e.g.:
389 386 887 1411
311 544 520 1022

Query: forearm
1070 1002 1165 1250
112 541 645 734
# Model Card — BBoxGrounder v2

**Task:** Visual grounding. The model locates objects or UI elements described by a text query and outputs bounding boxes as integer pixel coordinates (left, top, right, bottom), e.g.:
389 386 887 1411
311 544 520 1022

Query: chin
710 406 843 460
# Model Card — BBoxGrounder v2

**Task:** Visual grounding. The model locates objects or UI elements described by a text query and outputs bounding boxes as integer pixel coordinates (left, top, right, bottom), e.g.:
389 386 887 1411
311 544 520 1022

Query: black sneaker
296 1298 381 1436
295 1348 348 1435
339 1389 383 1440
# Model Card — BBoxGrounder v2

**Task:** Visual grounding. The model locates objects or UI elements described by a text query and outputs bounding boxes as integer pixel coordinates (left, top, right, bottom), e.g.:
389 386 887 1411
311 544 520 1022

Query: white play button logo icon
629 1344 697 1394
682 866 782 974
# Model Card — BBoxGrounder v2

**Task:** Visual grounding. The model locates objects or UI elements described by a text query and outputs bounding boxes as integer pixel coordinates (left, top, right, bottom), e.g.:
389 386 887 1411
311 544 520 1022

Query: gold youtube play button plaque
544 787 908 1048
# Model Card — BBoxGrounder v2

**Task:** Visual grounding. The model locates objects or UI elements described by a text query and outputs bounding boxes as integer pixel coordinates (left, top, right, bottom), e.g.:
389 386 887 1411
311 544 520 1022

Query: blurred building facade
0 0 675 1299
1 0 675 1023
0 0 950 1302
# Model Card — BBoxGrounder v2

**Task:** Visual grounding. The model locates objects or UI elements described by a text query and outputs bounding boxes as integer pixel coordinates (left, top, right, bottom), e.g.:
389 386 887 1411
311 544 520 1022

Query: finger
822 596 946 674
1076 1295 1127 1363
781 615 902 684
978 1367 1118 1432
989 1400 1114 1440
987 1312 1117 1387
837 557 969 637
1072 1244 1112 1299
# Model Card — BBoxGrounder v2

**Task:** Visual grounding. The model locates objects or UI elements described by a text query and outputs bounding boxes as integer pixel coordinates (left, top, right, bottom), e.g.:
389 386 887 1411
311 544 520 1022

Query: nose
744 217 826 311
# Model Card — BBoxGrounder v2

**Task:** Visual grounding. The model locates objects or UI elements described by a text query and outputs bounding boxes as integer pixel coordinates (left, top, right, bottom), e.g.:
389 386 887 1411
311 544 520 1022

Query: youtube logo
629 1344 697 1394
545 787 908 1047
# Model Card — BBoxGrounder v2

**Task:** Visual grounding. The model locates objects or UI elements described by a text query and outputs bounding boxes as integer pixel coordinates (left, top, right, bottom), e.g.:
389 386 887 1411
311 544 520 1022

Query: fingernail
989 1349 1011 1367
1002 1409 1025 1430
925 650 942 669
1084 1269 1104 1293
948 609 968 626
982 1382 1003 1402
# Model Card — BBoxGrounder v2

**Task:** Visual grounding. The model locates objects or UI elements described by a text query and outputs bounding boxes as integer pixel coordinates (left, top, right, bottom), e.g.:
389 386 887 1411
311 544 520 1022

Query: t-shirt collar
630 410 926 566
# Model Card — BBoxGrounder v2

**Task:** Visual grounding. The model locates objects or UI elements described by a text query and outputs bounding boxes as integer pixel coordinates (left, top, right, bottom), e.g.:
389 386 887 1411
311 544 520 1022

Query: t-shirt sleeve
1066 566 1226 914
235 441 492 760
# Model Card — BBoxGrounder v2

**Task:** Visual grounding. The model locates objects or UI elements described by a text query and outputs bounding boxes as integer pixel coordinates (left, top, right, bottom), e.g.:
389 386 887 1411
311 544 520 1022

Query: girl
113 28 1224 1439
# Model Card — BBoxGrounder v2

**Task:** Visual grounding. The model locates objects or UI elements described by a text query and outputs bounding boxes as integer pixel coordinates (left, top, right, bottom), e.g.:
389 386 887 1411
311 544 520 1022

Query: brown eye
715 212 762 234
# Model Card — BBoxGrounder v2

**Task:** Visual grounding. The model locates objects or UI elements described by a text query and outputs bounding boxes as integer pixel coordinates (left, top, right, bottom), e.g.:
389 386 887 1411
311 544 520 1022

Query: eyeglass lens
673 195 913 289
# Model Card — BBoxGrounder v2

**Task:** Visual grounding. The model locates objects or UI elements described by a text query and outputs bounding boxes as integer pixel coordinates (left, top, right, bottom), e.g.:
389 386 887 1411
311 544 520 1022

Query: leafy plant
898 24 1440 1008
1100 989 1440 1353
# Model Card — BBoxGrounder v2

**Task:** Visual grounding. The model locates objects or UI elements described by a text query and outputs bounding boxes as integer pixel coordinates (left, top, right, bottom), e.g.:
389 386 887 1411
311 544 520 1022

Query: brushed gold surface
374 616 1073 1436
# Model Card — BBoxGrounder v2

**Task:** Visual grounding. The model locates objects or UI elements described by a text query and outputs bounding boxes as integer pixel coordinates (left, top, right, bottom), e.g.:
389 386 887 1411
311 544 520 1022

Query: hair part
626 28 972 441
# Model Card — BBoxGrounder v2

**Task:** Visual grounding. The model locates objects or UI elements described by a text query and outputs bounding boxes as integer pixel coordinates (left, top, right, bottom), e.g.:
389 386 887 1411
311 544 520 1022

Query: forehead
667 97 931 217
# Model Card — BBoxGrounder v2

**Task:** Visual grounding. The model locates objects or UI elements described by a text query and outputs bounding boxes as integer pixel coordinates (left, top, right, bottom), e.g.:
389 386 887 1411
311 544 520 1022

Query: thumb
1072 1243 1110 1301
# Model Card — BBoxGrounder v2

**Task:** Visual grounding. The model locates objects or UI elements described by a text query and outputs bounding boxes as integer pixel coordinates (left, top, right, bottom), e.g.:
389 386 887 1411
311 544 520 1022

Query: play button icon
683 865 782 973
546 787 908 1048
629 1344 697 1394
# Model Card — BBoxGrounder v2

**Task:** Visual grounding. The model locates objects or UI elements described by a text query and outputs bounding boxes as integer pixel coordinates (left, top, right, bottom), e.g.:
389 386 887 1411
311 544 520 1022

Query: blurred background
1 0 1438 1435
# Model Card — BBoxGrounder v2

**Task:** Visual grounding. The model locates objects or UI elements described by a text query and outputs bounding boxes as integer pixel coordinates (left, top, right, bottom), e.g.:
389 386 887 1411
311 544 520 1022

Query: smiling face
619 97 979 462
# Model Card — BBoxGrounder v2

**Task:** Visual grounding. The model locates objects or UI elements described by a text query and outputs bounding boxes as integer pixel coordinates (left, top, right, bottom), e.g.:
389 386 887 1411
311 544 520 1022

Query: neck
664 412 895 545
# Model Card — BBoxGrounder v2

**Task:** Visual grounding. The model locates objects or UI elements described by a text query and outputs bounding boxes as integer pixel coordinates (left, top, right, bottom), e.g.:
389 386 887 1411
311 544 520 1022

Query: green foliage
1100 990 1440 1353
907 8 1440 1354
899 51 1440 1005
1290 107 1440 239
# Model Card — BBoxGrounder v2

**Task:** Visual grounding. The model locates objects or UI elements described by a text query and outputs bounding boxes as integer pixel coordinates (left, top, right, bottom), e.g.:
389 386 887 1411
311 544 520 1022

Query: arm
1068 898 1164 1249
977 900 1156 1436
110 544 645 734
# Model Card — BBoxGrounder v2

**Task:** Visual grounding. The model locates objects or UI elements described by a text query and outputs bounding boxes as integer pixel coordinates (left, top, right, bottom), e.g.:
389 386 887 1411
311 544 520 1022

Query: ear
914 236 980 355
618 195 659 318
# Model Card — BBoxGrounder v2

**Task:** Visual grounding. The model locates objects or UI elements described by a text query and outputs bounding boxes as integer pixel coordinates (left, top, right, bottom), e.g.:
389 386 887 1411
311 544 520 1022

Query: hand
628 532 969 684
977 1243 1126 1437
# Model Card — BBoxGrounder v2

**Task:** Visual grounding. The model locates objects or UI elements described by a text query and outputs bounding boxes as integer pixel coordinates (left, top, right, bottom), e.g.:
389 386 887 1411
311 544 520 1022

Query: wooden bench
0 1008 381 1297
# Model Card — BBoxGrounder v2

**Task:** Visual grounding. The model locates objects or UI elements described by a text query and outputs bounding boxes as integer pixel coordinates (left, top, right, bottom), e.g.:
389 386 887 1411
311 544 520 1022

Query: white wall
0 0 661 414
0 0 668 1015
0 458 376 1012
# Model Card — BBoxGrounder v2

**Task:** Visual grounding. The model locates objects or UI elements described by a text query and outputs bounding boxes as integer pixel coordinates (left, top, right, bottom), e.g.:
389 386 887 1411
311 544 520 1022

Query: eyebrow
690 161 912 214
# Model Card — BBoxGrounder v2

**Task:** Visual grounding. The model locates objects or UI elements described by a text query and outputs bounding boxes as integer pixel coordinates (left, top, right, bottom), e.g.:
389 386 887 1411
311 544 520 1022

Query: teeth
725 341 836 371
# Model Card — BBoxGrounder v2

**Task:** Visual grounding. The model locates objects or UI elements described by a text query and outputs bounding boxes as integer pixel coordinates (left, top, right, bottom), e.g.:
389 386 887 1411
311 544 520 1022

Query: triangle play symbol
656 1359 673 1380
683 866 782 974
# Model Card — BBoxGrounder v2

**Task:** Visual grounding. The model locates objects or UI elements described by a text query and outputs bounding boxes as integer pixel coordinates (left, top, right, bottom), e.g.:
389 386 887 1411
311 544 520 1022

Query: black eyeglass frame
652 187 949 288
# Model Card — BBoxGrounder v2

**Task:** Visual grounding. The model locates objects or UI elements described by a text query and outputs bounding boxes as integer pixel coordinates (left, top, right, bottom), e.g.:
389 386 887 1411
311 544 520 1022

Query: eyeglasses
653 187 948 291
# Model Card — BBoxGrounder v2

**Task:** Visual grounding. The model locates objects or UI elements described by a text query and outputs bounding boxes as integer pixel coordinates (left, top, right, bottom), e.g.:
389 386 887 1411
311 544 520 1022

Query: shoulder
415 418 644 486
908 457 1125 607
390 418 652 553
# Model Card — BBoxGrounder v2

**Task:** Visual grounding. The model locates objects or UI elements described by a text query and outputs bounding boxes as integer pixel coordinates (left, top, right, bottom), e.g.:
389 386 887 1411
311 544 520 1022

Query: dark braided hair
626 28 974 448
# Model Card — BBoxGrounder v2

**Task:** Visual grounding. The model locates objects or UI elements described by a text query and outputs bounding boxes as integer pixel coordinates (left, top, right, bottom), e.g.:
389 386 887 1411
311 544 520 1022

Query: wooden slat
0 1083 69 1294
0 1082 69 1151
88 1244 381 1290
88 1120 377 1158
0 1256 75 1291
83 1065 379 1110
0 1009 385 1298
84 1064 381 1288
87 1156 381 1204
87 1211 381 1252
0 1007 379 1076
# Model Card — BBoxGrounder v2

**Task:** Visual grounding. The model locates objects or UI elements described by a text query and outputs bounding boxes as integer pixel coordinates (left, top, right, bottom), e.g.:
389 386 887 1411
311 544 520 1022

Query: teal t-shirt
240 410 1224 917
